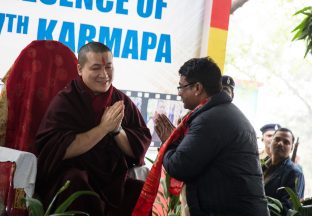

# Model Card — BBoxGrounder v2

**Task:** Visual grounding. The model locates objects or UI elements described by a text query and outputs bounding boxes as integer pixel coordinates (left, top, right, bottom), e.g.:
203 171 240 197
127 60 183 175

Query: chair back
4 40 78 153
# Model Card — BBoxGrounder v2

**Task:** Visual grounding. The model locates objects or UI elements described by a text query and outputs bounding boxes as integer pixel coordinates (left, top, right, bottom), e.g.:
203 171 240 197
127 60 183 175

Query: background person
262 127 305 215
259 123 281 161
221 75 235 99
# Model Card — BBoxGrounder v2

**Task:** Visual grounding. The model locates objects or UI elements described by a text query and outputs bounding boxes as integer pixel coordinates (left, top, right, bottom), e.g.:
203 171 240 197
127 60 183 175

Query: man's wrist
110 126 122 137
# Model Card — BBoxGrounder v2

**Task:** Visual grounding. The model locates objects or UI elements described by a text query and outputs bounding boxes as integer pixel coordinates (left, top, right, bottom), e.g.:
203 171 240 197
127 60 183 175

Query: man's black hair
273 127 295 144
178 57 222 95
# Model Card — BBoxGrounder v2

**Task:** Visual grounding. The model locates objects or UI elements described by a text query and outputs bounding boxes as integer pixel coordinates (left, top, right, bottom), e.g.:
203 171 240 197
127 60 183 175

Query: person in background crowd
262 127 305 215
35 41 151 215
221 75 235 99
259 123 281 162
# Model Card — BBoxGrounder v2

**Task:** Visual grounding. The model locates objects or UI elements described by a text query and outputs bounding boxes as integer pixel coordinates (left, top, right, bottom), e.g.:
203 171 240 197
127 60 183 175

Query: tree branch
231 0 250 14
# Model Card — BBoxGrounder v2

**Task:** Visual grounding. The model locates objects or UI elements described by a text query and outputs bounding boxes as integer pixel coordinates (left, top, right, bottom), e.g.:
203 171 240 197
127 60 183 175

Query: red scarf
78 77 114 123
132 99 208 216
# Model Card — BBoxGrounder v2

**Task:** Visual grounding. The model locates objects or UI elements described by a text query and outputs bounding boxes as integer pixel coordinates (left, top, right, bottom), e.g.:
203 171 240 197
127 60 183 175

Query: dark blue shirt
263 157 305 215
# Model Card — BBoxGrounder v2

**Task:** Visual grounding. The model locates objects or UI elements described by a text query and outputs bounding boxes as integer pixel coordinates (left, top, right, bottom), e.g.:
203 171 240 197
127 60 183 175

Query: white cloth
0 147 37 198
128 165 150 181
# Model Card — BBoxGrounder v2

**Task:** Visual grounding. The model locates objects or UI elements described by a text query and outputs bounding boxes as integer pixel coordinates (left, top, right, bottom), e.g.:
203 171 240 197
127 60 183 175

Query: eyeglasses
177 82 195 91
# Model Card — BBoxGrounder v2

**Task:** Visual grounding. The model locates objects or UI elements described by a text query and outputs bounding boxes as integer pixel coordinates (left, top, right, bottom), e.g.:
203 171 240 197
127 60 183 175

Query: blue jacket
163 92 269 216
263 157 305 215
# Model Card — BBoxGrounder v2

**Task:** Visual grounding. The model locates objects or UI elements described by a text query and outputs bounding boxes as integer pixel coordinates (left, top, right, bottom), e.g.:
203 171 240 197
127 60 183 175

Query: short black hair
78 42 111 67
273 127 295 144
178 57 222 95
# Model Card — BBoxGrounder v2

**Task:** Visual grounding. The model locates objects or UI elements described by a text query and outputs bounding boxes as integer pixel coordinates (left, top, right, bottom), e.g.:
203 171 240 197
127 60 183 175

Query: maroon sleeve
35 81 92 185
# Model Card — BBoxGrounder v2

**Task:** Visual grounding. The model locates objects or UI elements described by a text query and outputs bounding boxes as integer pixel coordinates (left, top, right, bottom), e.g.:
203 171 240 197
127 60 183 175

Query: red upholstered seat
0 161 15 215
0 40 78 215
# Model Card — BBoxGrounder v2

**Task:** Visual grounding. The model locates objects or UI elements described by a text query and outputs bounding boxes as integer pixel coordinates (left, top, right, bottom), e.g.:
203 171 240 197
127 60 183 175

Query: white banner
0 0 212 94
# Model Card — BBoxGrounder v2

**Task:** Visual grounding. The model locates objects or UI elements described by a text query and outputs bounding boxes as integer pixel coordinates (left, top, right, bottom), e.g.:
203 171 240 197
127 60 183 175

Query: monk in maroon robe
35 42 151 216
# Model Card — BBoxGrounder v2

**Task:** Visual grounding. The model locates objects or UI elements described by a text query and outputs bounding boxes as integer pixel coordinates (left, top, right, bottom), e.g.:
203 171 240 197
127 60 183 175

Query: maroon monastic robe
35 78 151 215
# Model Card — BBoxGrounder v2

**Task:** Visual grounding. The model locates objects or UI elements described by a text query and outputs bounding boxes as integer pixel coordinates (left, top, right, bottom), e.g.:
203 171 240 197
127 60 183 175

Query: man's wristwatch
110 126 122 137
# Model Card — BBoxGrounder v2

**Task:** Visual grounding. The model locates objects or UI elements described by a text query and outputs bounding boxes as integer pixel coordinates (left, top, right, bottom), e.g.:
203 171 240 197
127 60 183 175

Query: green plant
24 180 99 216
267 196 283 216
145 157 181 216
267 186 312 216
292 6 312 57
153 172 181 216
279 187 312 216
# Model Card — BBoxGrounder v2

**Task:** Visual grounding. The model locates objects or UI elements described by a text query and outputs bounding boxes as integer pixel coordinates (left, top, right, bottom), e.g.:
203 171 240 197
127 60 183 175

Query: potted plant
24 180 99 216
267 186 312 216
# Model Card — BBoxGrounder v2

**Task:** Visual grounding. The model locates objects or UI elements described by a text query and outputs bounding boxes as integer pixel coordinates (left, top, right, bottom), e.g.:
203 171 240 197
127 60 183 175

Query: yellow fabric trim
14 188 27 209
207 28 229 73
0 87 7 146
1 66 11 83
0 68 11 146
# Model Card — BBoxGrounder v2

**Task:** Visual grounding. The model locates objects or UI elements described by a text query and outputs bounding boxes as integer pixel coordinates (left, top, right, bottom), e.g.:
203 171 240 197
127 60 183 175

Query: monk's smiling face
78 51 113 94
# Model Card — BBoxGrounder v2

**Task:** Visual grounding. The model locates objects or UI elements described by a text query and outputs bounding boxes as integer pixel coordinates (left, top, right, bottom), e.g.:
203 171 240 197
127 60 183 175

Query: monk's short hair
78 42 111 67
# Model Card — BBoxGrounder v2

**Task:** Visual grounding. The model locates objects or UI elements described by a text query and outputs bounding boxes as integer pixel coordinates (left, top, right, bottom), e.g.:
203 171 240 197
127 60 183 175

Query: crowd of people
2 41 305 215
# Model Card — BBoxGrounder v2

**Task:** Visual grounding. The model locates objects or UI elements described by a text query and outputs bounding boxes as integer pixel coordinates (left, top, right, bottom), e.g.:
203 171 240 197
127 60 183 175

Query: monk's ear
77 64 82 76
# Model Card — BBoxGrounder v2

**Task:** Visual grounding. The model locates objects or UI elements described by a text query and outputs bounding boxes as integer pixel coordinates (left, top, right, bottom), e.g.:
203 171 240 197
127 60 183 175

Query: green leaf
152 209 159 216
145 156 155 165
165 173 170 197
267 196 283 210
154 200 166 215
54 191 99 213
160 179 168 199
268 203 282 215
24 197 45 216
291 6 312 57
291 18 307 39
155 195 161 202
168 195 180 211
157 190 165 198
49 213 75 216
50 210 90 216
286 209 299 216
174 204 181 215
278 187 302 210
293 6 312 16
45 180 71 216
269 209 282 216
154 201 165 209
